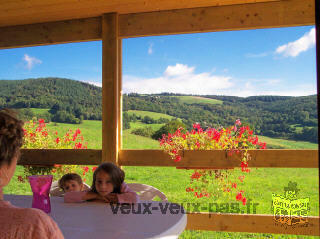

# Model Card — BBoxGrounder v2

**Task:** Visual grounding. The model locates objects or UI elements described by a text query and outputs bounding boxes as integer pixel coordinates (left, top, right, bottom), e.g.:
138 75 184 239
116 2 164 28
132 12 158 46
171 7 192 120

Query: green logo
272 181 310 226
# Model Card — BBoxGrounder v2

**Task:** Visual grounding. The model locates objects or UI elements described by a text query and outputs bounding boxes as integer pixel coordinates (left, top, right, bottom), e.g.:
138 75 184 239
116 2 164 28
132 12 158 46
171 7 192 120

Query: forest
0 77 318 143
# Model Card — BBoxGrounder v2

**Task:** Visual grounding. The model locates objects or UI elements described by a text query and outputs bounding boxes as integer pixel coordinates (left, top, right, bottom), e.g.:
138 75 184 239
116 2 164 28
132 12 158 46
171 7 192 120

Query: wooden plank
16 149 319 168
186 213 320 236
0 0 315 49
119 0 315 38
119 150 319 168
102 13 119 164
0 17 101 49
18 149 101 165
0 0 279 28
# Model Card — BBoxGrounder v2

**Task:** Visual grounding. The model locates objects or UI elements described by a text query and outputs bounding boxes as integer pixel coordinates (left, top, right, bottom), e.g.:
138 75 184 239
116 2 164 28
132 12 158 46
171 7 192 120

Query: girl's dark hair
91 162 125 194
58 173 83 190
0 109 24 167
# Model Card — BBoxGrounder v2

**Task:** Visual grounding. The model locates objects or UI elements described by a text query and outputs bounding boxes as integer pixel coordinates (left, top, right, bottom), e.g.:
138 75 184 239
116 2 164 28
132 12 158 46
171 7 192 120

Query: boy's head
58 173 83 192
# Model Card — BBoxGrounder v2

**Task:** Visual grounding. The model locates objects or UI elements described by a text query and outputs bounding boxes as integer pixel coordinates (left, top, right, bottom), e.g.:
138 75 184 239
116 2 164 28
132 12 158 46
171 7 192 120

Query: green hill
0 78 102 122
128 110 175 120
174 95 223 105
0 78 318 143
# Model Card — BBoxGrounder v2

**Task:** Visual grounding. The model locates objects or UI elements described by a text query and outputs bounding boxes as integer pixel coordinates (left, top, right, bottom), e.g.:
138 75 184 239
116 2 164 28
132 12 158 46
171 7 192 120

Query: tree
152 120 186 140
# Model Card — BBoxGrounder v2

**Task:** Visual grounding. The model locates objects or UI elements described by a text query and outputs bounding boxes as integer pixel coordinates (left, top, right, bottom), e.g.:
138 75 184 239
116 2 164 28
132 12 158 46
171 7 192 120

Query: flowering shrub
19 118 91 182
159 119 266 204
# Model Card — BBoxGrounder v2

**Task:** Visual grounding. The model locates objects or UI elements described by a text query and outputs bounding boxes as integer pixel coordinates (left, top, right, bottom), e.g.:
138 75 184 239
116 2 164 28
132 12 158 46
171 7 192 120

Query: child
58 173 84 193
64 163 139 204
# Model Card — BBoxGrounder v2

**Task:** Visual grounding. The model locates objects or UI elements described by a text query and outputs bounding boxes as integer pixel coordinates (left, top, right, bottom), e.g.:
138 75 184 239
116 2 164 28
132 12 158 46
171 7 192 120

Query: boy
58 173 84 193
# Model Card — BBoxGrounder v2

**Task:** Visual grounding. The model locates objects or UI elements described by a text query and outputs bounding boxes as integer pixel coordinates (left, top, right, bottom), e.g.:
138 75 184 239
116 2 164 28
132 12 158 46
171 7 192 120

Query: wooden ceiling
0 0 280 27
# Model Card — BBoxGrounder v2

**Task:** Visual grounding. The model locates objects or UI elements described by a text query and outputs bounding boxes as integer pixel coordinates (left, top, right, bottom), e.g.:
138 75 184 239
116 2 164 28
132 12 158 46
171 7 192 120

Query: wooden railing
18 149 320 236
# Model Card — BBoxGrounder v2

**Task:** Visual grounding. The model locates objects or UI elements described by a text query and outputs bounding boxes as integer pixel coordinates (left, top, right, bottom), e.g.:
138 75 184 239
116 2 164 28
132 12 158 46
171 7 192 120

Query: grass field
29 108 50 114
4 117 319 239
258 135 318 149
174 96 223 105
128 110 176 120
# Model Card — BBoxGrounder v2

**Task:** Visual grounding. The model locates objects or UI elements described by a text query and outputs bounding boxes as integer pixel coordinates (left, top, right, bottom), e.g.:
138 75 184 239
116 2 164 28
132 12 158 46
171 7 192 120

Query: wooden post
102 13 119 164
118 38 123 151
315 0 320 219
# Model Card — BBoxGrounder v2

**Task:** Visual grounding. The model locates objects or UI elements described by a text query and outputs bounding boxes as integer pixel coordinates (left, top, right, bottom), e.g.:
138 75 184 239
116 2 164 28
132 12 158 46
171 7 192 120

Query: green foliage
131 126 155 137
0 78 101 124
152 119 186 140
123 112 131 130
123 93 318 143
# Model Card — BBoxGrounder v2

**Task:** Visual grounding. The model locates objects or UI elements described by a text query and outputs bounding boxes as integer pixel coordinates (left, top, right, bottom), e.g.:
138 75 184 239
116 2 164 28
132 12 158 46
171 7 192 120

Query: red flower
238 176 245 182
241 161 249 172
42 131 48 137
55 137 60 144
191 172 202 180
74 142 83 149
236 192 243 201
76 128 81 135
232 183 237 189
92 166 98 172
38 119 45 124
196 141 200 148
55 131 58 135
174 155 181 162
235 119 241 126
193 123 201 130
242 197 247 205
83 166 89 172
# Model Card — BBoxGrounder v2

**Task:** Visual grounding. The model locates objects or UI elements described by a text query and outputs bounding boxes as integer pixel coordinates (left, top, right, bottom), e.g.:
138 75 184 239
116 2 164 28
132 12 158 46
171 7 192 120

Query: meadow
173 96 223 105
4 115 319 239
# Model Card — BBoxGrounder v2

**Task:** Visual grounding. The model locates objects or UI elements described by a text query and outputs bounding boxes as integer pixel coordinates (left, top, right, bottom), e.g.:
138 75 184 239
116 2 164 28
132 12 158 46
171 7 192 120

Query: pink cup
28 175 53 213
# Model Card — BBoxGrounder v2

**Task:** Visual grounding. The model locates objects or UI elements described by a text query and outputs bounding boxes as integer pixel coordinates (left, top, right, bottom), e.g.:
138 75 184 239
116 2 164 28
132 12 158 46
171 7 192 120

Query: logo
272 181 310 227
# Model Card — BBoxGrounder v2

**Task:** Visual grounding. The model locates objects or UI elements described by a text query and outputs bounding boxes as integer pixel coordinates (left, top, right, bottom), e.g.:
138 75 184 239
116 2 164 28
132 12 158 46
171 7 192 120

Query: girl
64 162 139 203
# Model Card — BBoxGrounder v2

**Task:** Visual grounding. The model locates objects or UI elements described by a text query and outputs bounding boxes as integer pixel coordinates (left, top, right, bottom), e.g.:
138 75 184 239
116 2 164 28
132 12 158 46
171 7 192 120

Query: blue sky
0 26 316 96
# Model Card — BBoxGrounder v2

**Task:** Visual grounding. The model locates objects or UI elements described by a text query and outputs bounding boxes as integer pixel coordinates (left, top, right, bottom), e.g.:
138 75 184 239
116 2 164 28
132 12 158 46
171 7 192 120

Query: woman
0 109 64 239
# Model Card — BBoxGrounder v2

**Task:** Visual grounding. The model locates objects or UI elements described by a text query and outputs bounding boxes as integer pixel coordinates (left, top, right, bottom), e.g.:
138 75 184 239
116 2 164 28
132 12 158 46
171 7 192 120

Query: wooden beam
119 150 319 168
0 0 279 28
102 13 119 164
119 0 315 38
17 149 318 168
0 17 101 49
18 149 101 165
0 0 315 49
186 213 320 236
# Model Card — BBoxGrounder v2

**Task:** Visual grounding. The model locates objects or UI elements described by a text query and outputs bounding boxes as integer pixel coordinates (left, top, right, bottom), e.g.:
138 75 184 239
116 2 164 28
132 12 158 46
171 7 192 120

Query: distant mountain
0 78 317 142
0 78 102 123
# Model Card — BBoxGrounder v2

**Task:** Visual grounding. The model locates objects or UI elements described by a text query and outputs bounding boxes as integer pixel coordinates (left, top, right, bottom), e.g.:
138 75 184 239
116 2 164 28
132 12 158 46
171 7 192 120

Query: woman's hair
58 173 83 190
91 162 125 194
0 109 24 167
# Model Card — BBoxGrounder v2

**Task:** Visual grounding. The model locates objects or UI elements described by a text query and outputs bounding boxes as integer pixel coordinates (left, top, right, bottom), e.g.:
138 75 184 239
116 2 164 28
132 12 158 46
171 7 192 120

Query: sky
0 26 317 97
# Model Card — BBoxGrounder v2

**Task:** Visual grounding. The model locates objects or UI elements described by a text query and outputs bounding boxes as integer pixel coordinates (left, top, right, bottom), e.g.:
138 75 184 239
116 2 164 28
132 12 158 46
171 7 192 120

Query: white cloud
83 81 102 87
148 43 153 55
123 63 316 97
275 28 315 57
23 54 42 70
123 64 232 95
164 63 195 77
